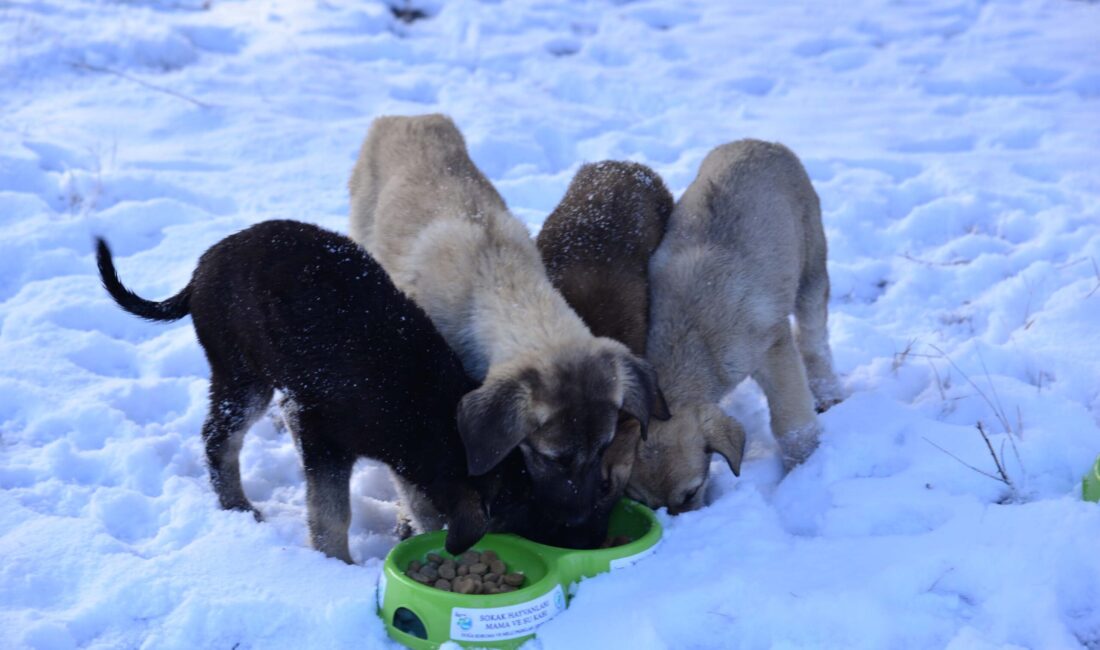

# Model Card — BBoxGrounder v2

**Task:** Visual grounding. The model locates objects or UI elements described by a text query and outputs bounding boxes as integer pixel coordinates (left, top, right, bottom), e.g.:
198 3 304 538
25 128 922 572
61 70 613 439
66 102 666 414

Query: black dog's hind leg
202 373 273 520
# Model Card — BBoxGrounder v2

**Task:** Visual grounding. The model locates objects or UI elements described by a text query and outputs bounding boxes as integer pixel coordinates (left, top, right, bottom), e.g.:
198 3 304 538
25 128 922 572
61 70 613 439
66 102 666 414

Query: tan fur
627 139 843 512
349 115 667 533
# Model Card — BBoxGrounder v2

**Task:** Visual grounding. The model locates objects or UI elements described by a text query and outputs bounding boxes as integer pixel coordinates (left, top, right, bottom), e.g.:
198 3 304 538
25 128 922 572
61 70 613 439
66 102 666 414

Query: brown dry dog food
599 535 633 548
406 550 526 595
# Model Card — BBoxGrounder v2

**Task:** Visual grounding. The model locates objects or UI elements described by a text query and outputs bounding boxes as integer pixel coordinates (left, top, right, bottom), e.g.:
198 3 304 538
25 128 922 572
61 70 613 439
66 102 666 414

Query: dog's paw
778 422 821 471
814 396 843 414
809 377 845 414
394 516 414 540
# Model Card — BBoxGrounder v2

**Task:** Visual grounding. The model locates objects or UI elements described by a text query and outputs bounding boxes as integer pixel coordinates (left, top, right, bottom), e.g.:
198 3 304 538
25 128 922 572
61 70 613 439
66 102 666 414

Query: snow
2 0 1099 648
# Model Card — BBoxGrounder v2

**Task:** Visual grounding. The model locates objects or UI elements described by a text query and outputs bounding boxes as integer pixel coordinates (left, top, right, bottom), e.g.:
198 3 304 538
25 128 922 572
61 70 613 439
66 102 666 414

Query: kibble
405 550 527 594
502 572 525 587
600 535 633 548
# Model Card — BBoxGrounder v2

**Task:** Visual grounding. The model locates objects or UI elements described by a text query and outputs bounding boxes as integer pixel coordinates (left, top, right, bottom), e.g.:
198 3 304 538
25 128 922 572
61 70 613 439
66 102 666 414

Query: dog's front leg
299 434 356 564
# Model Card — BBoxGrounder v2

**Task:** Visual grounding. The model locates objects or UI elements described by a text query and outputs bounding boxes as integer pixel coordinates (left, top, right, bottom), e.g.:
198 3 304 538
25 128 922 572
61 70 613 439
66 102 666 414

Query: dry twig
976 421 1015 489
1087 257 1100 298
923 436 1007 485
67 61 214 109
900 252 971 267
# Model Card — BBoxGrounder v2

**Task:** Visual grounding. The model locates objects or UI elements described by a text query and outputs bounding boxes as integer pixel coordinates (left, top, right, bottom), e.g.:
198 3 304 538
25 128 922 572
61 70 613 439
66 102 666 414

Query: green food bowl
1084 455 1100 503
377 499 662 649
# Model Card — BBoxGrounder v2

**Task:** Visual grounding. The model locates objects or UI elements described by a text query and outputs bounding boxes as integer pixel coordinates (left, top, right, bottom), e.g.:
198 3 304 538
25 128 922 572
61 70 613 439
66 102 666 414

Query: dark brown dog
538 161 672 355
536 160 673 519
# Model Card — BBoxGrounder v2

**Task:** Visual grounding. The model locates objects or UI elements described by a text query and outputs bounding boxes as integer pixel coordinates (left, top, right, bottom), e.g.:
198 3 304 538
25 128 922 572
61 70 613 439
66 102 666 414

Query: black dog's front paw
443 501 489 555
394 516 414 540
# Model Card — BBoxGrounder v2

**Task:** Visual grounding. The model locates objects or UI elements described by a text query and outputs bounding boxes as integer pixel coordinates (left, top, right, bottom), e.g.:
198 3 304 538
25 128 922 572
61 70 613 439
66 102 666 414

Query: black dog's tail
95 237 192 322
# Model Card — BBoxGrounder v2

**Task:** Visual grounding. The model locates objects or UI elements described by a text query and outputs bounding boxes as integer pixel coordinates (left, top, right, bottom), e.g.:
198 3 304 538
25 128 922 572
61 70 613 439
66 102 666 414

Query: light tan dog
627 139 842 513
348 115 668 538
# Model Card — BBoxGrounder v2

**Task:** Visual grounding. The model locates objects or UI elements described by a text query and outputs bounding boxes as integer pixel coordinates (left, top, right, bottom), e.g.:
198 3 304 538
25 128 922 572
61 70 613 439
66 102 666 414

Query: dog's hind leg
795 260 843 413
201 374 273 519
296 418 356 563
753 327 820 471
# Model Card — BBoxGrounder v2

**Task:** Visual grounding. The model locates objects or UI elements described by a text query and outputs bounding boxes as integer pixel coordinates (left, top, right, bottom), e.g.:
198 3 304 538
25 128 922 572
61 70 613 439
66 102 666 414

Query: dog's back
650 140 824 355
537 161 672 355
660 140 823 292
189 220 472 422
348 114 513 278
348 113 592 380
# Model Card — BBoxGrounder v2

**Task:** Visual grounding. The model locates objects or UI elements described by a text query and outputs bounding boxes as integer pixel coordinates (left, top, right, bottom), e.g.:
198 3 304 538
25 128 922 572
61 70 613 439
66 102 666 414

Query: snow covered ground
2 0 1100 647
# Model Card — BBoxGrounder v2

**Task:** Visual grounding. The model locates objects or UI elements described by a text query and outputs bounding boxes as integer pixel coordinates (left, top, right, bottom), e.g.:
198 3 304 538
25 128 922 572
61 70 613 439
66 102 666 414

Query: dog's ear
457 372 540 476
620 354 671 441
702 405 746 477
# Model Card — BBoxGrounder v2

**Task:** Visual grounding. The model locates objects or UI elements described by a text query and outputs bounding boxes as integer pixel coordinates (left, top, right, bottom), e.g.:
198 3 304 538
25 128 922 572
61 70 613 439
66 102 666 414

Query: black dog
96 220 486 562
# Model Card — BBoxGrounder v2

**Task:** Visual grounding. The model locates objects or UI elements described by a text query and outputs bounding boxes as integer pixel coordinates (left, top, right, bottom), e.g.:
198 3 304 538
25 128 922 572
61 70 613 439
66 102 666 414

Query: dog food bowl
377 499 661 649
1084 455 1100 503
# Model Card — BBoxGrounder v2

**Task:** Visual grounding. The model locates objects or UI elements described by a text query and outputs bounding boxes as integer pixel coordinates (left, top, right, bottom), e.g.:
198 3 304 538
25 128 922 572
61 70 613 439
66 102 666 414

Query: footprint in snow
625 5 701 31
721 75 777 97
889 134 976 154
388 79 439 104
107 378 192 427
545 36 582 58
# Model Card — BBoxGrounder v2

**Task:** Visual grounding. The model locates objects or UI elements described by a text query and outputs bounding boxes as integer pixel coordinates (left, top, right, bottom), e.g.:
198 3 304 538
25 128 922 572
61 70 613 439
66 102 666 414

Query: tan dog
627 139 842 513
537 161 672 497
348 115 668 539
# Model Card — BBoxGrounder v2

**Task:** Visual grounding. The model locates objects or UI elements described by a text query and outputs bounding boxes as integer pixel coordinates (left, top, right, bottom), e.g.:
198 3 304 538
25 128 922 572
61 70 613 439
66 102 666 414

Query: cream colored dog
627 139 842 513
348 114 668 537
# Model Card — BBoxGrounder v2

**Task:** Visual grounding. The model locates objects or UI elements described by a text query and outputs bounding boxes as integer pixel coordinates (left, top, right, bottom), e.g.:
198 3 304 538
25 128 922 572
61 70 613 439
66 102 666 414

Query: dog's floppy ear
457 372 540 476
620 354 671 441
702 405 746 477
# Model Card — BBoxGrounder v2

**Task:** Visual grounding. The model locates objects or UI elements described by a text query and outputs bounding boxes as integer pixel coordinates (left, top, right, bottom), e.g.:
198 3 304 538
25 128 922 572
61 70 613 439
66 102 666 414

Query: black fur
97 240 192 322
96 220 486 559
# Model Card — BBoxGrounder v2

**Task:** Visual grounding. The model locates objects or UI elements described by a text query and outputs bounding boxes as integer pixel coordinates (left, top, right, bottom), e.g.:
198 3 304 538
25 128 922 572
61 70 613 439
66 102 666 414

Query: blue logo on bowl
455 613 472 631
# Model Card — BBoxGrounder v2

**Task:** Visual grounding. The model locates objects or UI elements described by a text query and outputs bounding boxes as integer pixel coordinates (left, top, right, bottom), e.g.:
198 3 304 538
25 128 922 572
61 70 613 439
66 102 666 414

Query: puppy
96 220 486 562
348 115 669 544
537 161 673 356
536 160 673 509
627 140 843 513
